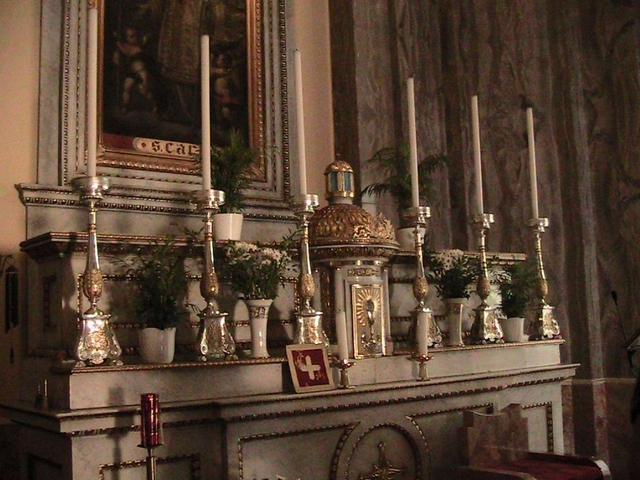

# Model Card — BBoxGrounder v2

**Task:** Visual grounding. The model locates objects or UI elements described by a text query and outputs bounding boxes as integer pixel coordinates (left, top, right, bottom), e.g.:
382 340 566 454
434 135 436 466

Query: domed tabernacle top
309 159 399 262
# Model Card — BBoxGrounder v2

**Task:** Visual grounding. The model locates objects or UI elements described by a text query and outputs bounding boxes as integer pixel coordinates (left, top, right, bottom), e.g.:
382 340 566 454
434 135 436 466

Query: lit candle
201 34 212 190
86 2 98 177
471 96 483 215
407 78 420 209
417 311 428 357
294 50 308 196
336 310 349 361
526 107 539 219
140 393 162 448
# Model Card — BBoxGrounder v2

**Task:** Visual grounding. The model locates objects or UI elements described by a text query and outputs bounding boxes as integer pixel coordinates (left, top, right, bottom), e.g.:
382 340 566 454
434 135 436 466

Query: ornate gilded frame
22 0 291 225
98 0 265 179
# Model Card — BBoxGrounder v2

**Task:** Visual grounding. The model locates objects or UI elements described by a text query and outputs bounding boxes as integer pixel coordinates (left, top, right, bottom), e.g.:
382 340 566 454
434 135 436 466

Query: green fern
361 143 446 215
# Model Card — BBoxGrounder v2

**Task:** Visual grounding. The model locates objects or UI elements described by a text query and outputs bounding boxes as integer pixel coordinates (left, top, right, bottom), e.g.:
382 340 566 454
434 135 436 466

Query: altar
2 340 572 479
0 2 584 479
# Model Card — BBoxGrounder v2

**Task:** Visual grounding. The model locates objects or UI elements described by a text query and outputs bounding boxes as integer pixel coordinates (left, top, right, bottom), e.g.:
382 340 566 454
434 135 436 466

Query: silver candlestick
528 217 561 340
191 190 236 360
404 206 437 381
469 213 503 344
72 176 122 366
403 206 441 351
292 194 329 347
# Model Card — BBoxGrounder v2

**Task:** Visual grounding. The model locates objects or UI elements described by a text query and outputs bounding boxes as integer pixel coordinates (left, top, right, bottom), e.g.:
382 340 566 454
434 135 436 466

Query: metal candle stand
291 194 329 347
528 217 561 340
469 213 503 344
191 190 236 360
139 393 162 480
332 358 355 389
405 206 436 381
72 176 122 367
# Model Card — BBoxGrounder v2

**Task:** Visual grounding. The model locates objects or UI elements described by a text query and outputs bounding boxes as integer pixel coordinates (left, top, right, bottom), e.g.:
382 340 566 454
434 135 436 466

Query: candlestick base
469 303 504 344
197 309 236 361
528 302 561 340
293 310 329 348
332 358 355 389
75 309 123 367
409 353 433 381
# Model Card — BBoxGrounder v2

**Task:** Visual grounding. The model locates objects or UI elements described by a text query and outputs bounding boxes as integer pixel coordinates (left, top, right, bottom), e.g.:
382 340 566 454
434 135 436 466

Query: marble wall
329 0 640 478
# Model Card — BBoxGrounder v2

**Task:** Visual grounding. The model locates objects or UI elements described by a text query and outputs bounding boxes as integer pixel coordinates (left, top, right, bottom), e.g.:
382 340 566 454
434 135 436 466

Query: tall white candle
201 35 212 190
526 108 539 219
471 96 483 215
417 311 428 357
336 310 349 361
86 3 98 177
407 78 420 209
294 50 308 196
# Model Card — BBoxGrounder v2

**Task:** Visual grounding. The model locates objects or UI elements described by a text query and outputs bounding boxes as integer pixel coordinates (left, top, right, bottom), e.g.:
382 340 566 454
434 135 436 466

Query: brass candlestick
292 194 329 347
332 358 355 389
72 176 122 366
469 213 503 344
139 393 162 480
191 190 236 360
528 217 561 340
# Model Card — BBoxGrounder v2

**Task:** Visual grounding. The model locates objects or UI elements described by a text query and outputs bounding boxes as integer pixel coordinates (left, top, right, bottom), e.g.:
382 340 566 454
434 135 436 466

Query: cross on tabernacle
299 355 321 380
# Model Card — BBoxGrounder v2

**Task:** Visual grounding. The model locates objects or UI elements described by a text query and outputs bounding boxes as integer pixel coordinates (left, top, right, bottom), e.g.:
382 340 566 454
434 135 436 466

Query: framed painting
98 0 265 179
286 344 335 393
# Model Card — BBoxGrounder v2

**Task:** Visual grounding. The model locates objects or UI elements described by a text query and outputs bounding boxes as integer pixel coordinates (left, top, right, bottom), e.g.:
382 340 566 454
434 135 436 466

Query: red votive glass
140 393 162 447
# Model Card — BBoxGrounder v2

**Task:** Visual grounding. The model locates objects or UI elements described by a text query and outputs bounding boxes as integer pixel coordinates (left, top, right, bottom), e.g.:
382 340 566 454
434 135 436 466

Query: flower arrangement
425 249 481 300
223 241 292 300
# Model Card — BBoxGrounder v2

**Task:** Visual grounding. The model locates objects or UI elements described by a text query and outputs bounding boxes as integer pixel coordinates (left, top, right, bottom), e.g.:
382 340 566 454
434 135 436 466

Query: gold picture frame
97 0 265 178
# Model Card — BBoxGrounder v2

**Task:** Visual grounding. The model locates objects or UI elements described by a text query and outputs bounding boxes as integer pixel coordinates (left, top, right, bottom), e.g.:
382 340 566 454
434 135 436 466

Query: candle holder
332 358 355 389
403 206 442 350
469 213 503 344
409 353 433 381
291 194 329 347
139 393 162 480
191 190 236 360
71 176 122 367
528 218 561 340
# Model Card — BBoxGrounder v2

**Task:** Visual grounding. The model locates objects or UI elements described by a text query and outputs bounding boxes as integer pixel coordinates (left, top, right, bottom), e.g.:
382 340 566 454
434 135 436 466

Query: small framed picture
285 344 335 393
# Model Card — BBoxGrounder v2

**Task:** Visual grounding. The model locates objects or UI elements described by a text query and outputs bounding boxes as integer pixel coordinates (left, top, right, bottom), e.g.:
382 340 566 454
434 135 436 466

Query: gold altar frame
97 0 265 178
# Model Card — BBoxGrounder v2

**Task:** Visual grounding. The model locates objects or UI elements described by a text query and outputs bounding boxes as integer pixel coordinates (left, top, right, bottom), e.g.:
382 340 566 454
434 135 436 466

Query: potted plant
497 261 536 342
425 249 480 346
210 129 256 240
222 238 293 358
117 236 190 363
361 143 446 249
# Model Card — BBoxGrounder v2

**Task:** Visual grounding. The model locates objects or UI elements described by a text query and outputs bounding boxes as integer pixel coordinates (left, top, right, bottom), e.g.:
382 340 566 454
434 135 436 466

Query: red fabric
496 459 602 480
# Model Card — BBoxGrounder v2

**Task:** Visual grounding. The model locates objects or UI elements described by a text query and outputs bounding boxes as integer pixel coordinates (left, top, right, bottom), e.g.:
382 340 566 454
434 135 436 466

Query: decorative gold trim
523 401 554 452
339 423 423 480
99 453 201 480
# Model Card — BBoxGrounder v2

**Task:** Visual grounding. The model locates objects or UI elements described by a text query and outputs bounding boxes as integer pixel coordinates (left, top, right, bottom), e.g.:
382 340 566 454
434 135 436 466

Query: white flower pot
139 327 176 364
501 317 527 342
396 226 426 251
245 299 273 358
213 213 243 241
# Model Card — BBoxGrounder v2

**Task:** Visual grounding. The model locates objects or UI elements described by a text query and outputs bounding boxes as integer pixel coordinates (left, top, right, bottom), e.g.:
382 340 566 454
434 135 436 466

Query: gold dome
309 203 399 261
